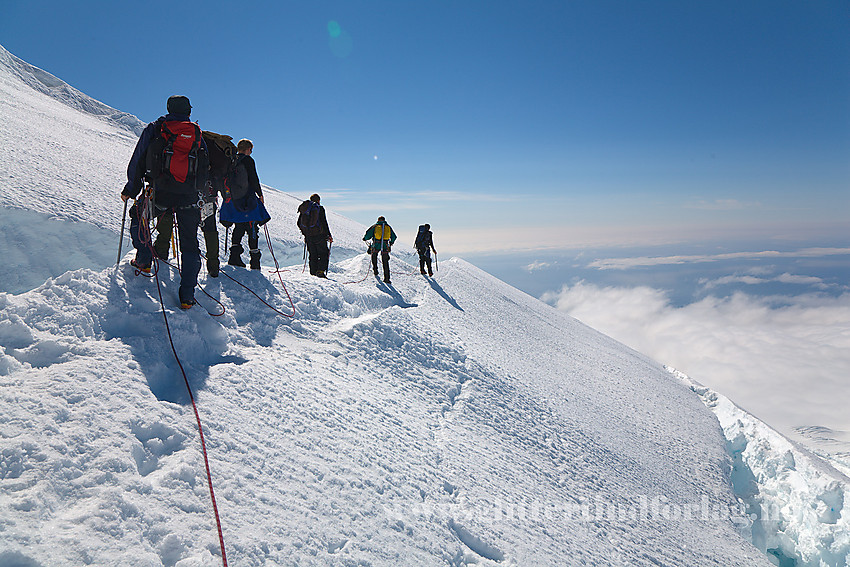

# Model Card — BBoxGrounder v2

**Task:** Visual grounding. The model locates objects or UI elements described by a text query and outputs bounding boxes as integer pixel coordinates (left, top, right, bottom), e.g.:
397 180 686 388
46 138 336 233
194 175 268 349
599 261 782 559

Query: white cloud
524 261 552 272
698 272 830 291
776 273 826 286
589 248 850 270
699 274 768 289
542 283 850 453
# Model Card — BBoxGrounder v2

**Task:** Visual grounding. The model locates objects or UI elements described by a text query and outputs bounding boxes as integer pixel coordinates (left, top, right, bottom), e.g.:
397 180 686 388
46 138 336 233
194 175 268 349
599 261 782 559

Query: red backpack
146 120 204 191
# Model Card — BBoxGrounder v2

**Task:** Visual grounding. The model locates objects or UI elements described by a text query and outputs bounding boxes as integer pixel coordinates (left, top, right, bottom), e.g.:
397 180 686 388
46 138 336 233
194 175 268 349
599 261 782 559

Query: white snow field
1 42 848 567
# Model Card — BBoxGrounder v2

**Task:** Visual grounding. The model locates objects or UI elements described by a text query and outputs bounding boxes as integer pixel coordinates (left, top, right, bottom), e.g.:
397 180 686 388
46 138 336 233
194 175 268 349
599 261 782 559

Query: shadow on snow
105 265 238 405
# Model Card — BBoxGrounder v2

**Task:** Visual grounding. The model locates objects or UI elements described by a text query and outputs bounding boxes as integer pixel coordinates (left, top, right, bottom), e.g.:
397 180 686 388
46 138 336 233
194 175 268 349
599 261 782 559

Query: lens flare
327 21 341 38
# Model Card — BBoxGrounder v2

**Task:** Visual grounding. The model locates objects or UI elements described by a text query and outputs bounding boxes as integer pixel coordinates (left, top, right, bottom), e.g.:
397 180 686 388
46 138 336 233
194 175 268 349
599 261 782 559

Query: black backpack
297 200 321 236
146 119 206 194
414 225 430 250
225 155 250 201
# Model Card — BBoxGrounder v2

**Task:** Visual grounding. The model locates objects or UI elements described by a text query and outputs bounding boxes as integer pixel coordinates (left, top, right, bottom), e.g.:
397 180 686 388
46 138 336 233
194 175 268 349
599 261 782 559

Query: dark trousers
417 248 432 275
154 208 219 272
231 222 259 252
130 201 201 301
371 249 390 280
306 235 330 275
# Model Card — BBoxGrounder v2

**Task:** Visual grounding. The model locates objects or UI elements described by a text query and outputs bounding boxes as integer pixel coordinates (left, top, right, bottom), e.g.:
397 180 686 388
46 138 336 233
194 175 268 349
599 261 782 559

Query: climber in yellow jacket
363 216 397 284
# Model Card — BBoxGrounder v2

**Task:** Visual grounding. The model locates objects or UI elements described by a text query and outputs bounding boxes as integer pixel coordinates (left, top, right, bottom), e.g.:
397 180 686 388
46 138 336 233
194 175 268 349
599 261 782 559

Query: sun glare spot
327 21 342 38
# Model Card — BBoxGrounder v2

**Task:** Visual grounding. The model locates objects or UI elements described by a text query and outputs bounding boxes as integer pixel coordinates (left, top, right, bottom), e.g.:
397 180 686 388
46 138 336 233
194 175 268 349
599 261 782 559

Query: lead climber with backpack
152 130 234 278
297 194 333 278
121 95 208 309
414 223 437 276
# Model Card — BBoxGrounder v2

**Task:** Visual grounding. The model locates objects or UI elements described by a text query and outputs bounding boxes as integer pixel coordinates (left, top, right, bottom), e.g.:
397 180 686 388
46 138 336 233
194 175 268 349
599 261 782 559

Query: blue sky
2 0 849 253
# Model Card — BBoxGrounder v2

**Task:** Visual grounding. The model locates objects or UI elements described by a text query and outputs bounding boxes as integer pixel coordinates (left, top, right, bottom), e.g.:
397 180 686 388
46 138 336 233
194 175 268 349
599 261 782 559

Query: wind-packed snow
672 368 850 567
0 42 847 567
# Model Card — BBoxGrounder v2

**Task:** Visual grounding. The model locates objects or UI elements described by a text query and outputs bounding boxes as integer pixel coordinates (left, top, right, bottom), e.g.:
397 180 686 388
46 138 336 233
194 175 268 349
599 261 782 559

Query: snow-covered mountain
1 43 848 567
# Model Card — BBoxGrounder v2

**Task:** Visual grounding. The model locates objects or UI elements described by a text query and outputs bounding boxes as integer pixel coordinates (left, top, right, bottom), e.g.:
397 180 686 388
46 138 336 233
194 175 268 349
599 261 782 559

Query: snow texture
0 42 847 567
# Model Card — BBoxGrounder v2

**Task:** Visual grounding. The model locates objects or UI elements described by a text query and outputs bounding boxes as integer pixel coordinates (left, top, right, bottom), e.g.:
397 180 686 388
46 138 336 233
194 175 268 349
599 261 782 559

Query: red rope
151 268 228 567
262 225 296 317
132 191 229 566
340 256 374 285
199 227 296 318
159 256 226 317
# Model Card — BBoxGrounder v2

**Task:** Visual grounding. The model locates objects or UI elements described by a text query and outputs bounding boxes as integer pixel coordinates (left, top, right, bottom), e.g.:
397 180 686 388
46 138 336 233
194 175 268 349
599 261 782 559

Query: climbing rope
128 190 229 566
150 266 229 567
263 225 296 317
157 255 226 317
201 225 296 318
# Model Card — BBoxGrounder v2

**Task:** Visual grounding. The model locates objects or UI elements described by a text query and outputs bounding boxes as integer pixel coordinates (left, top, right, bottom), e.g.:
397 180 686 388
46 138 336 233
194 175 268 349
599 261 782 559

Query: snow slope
0 42 847 567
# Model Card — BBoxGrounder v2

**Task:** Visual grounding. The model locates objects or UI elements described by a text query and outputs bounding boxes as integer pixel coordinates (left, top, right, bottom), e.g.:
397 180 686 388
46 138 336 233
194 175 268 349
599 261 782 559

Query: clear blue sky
3 0 848 253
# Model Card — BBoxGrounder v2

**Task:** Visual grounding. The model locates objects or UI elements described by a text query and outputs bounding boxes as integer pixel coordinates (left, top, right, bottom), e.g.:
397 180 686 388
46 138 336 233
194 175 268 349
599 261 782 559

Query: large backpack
414 225 430 250
202 130 237 199
297 200 322 237
225 155 250 201
146 119 205 194
372 222 392 247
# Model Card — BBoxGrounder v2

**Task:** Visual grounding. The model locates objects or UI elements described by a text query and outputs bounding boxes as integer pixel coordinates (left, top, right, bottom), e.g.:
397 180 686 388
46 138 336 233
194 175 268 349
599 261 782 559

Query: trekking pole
224 227 230 262
173 212 181 272
435 252 438 272
117 198 129 265
170 213 178 261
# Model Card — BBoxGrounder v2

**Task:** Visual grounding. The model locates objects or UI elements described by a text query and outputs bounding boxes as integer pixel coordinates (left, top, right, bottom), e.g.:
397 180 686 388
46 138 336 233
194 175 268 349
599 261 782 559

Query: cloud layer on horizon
542 282 850 454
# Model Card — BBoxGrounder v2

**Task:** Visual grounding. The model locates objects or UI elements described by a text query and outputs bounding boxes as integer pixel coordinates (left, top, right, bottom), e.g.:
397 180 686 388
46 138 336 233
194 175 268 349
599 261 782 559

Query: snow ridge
0 43 145 136
0 256 772 566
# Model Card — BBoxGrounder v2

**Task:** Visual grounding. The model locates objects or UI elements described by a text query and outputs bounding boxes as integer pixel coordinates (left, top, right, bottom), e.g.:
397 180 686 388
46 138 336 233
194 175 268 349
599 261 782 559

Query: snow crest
0 43 145 136
674 367 850 567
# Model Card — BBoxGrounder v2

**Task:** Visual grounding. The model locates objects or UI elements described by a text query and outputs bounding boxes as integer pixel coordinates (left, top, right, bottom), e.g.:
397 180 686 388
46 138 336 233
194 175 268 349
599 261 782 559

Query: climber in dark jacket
227 139 265 270
120 95 208 309
297 194 334 278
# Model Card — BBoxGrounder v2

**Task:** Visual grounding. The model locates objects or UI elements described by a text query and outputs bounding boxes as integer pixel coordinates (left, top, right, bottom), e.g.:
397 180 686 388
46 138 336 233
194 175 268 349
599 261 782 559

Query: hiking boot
130 259 151 275
420 269 427 275
383 277 391 284
208 264 219 278
428 269 433 277
316 270 327 278
249 251 261 270
228 246 245 267
180 298 196 310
